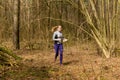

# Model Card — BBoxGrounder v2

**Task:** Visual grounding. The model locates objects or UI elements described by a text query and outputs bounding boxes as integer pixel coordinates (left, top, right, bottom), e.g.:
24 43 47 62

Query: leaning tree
66 0 119 58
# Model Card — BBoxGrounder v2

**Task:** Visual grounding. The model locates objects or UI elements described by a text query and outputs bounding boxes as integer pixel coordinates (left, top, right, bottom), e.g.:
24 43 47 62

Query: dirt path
3 49 120 80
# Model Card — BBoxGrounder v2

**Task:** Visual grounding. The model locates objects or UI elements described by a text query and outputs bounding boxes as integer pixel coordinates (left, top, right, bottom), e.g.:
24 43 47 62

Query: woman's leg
59 44 63 64
54 44 59 61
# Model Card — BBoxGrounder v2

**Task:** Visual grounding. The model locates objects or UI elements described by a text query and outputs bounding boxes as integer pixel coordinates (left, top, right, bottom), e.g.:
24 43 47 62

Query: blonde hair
51 26 58 32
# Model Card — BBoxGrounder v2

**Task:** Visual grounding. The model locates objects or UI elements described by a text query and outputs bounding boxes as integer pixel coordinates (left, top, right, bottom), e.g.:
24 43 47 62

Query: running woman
52 25 64 65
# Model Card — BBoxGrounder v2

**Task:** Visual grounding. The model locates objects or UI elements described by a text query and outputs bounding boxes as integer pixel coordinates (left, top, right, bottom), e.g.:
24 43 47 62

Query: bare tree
13 0 20 49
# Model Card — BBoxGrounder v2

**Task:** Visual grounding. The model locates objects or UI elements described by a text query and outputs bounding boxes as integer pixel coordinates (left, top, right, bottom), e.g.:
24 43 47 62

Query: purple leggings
54 43 63 64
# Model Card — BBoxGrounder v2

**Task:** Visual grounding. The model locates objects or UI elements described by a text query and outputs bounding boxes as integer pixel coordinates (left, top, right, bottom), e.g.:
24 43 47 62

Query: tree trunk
13 0 20 49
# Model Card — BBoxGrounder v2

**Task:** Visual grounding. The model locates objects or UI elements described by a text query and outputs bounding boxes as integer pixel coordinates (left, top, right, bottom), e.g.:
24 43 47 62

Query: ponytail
51 26 58 32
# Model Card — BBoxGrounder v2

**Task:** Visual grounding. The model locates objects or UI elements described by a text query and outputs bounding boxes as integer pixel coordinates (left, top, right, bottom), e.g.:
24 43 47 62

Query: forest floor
1 45 120 80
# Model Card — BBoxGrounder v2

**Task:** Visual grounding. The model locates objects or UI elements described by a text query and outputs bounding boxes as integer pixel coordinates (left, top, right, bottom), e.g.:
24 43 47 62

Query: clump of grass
0 46 21 68
0 46 21 80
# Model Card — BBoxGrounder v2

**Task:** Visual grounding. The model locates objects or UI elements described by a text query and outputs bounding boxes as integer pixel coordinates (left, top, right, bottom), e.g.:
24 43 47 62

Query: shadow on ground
63 60 79 65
